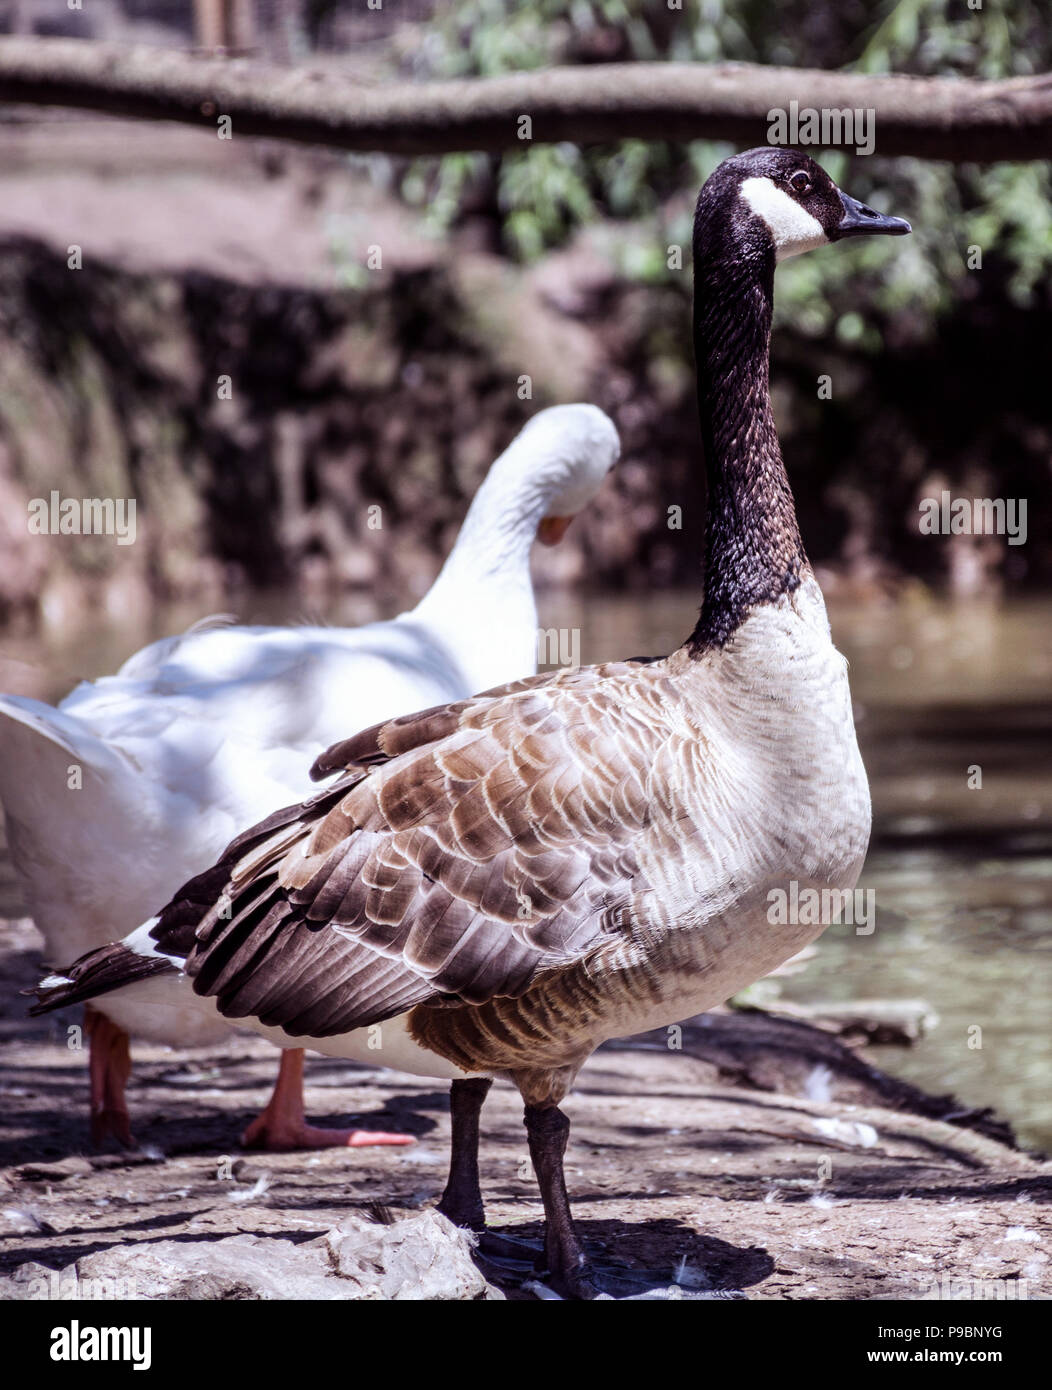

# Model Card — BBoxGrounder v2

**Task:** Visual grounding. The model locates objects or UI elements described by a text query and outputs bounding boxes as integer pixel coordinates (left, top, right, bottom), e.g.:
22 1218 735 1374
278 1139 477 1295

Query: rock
0 1206 48 1236
74 1237 330 1301
324 1209 498 1300
88 1148 166 1171
0 1211 502 1301
16 1157 93 1182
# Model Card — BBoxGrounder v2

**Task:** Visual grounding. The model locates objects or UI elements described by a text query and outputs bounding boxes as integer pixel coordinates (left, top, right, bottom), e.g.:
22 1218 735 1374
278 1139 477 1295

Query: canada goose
31 149 908 1296
9 403 618 1150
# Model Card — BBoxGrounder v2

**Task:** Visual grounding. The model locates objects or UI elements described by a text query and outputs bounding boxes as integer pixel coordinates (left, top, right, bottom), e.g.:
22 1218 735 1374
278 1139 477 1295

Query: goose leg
437 1077 491 1230
524 1103 596 1299
240 1048 414 1151
85 1005 133 1148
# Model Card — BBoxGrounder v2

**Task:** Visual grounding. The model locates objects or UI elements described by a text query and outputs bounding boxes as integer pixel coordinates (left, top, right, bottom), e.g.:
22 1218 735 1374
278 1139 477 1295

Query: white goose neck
408 431 563 690
433 462 553 591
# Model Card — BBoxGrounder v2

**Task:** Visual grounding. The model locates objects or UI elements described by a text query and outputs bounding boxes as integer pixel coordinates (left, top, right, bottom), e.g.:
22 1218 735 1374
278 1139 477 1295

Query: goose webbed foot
438 1085 741 1299
530 1261 602 1301
241 1120 413 1151
519 1102 742 1300
241 1048 413 1152
90 1106 134 1150
523 1102 601 1298
437 1092 592 1289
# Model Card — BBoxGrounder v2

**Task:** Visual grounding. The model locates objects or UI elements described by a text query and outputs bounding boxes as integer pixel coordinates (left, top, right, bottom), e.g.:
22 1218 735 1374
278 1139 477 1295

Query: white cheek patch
740 176 827 262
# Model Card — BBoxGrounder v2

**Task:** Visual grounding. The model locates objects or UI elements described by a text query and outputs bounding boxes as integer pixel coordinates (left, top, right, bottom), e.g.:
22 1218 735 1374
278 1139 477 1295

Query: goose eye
789 171 812 194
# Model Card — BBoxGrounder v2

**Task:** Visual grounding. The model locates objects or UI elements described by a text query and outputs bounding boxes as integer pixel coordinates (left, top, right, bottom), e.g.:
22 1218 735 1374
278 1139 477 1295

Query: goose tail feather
27 935 175 1016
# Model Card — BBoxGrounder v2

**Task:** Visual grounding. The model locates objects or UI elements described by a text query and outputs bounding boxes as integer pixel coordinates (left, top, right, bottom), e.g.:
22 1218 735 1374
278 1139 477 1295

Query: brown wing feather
309 673 555 781
179 661 675 1037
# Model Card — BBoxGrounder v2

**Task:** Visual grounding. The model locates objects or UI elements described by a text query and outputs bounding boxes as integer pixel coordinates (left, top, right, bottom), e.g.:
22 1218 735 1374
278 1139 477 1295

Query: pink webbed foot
240 1048 414 1152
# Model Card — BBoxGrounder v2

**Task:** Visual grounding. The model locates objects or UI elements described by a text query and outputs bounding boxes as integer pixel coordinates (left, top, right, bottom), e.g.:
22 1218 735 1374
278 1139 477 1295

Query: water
1 587 1049 1150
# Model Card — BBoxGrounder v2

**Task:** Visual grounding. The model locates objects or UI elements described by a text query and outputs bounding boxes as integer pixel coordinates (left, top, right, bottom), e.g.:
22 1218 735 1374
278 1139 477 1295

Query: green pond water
1 588 1049 1150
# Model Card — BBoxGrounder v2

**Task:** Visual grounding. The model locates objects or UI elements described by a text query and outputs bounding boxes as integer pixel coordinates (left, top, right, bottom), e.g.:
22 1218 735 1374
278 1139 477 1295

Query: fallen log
0 40 1049 161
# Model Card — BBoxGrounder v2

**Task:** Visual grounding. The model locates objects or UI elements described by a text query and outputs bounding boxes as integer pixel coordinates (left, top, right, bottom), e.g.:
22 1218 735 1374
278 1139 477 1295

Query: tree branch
0 39 1049 161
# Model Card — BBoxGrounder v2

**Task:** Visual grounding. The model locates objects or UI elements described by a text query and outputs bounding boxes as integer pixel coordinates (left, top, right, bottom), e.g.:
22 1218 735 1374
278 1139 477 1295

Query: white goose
33 149 909 1296
6 403 619 1149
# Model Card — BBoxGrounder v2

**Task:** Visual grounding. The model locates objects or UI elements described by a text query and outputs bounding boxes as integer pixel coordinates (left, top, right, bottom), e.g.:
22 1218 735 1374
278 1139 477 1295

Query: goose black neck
688 244 807 652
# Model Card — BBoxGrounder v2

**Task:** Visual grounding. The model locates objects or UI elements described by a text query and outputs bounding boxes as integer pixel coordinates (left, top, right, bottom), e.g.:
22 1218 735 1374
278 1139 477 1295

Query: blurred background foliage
333 0 1052 597
375 0 1050 322
393 0 1052 325
0 0 1048 617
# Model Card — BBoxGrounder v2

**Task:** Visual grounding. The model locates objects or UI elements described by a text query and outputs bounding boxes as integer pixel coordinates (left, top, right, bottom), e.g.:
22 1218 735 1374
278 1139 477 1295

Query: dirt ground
1 913 1048 1301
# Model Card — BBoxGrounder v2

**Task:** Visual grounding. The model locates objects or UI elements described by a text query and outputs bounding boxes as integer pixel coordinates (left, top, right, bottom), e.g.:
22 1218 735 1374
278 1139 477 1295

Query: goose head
688 148 910 650
695 146 911 267
410 403 619 693
513 404 621 546
415 403 619 621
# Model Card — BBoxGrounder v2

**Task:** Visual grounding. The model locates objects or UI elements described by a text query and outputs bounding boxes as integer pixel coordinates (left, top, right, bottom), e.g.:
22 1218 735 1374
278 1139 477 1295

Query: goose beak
537 515 573 546
834 190 912 240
